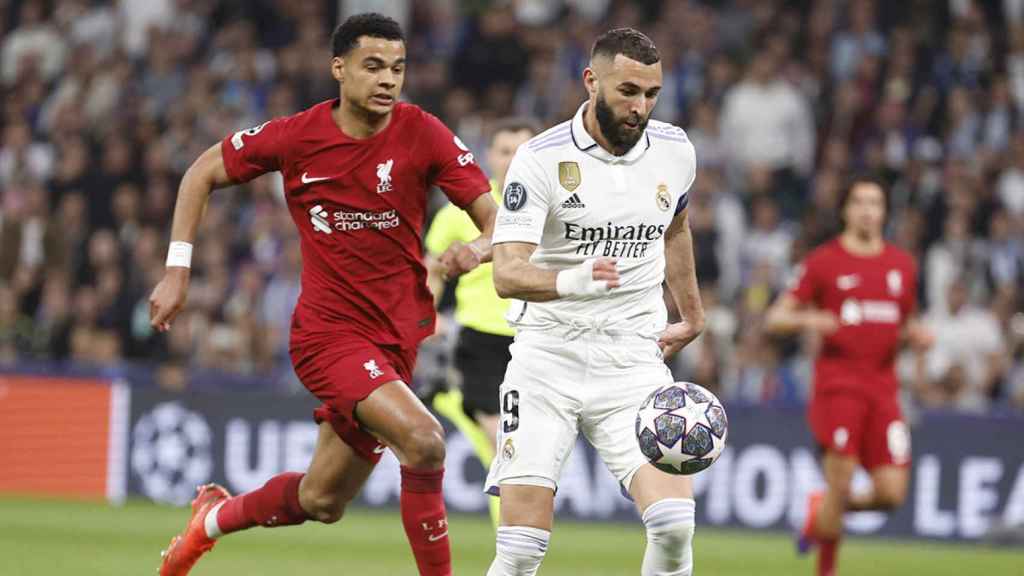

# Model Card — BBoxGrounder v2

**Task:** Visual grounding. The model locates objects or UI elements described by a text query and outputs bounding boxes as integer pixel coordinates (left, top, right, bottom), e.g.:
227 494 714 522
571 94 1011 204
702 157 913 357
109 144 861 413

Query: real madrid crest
558 161 581 192
656 183 672 212
502 438 516 462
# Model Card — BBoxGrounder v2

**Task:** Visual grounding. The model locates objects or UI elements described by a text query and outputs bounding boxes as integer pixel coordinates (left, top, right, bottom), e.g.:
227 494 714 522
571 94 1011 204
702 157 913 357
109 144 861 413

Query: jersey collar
570 102 650 164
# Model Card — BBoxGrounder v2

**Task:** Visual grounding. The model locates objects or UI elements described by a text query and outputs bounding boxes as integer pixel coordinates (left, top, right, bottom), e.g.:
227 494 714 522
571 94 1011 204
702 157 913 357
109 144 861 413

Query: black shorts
454 327 513 418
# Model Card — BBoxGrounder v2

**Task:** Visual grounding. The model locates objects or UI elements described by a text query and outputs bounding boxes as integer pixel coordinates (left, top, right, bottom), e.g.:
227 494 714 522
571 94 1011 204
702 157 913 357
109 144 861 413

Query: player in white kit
485 29 705 576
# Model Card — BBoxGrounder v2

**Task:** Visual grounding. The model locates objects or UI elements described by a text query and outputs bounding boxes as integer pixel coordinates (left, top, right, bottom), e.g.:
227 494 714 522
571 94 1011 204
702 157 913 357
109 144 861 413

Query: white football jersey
493 103 697 336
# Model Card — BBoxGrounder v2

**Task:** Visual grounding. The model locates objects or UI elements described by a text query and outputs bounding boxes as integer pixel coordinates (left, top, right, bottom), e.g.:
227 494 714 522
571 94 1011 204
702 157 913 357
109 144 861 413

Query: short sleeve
424 204 462 256
674 140 697 215
422 113 490 208
789 255 820 305
492 148 551 246
220 118 288 183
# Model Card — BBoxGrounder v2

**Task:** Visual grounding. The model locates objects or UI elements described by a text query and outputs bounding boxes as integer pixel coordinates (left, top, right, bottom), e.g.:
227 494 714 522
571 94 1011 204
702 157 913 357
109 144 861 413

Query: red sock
817 538 838 576
215 472 309 535
400 466 451 576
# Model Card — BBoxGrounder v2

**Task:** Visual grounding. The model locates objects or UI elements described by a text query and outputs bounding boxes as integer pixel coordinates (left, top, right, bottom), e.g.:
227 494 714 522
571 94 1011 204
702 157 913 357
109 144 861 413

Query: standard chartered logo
308 203 401 234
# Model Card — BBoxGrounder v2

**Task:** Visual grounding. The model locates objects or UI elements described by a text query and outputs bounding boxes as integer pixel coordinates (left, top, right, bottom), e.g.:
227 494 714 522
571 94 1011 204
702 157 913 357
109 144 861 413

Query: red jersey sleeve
789 254 821 306
422 112 490 208
220 118 288 183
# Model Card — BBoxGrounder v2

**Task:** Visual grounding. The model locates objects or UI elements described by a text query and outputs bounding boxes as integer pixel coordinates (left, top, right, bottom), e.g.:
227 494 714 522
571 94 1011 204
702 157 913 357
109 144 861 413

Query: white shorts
485 327 673 496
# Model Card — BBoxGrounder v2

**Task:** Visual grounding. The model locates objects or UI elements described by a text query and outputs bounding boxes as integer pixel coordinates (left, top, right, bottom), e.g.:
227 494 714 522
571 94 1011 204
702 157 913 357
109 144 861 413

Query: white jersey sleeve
492 147 551 246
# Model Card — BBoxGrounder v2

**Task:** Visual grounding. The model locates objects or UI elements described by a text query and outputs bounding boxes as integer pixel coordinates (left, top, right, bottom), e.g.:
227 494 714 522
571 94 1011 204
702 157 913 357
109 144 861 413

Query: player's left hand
439 240 483 280
657 320 704 359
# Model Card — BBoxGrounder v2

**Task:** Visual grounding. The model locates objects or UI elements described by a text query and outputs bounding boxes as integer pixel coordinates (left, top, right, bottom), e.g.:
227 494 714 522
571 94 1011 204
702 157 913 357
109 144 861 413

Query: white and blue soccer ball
635 382 728 475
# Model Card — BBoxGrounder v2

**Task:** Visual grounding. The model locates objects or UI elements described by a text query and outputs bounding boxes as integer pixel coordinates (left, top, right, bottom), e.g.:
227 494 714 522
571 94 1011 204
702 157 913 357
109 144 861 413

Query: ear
583 67 598 98
331 56 344 83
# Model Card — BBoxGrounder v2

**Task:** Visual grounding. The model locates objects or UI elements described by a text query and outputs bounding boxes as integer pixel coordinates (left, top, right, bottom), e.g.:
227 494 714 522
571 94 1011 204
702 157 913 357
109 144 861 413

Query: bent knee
874 487 907 510
398 421 446 468
299 489 349 524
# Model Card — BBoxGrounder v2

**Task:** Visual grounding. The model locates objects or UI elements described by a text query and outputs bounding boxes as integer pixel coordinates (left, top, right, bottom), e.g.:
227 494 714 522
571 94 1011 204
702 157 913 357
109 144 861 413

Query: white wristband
555 259 612 297
166 241 193 268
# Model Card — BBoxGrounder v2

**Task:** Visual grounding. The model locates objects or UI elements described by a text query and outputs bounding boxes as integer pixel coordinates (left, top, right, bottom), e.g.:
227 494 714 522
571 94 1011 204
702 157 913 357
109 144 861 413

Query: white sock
641 498 695 576
204 501 226 539
486 526 550 576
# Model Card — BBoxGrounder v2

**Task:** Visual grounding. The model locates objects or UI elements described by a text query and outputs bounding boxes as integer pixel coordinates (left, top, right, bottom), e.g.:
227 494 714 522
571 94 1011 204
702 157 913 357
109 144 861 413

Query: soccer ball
635 382 728 475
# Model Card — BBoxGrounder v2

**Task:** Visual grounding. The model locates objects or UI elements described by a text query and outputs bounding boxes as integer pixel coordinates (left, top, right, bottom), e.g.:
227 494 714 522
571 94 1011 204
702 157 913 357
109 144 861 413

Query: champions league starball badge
503 182 528 212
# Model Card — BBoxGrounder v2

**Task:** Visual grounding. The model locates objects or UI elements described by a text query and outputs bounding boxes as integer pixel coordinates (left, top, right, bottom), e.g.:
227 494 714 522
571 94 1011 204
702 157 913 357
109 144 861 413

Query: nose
630 96 647 120
379 69 397 89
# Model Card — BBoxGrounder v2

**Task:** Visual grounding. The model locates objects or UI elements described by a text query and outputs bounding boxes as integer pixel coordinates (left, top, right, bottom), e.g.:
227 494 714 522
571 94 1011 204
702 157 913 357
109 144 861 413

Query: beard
594 91 648 154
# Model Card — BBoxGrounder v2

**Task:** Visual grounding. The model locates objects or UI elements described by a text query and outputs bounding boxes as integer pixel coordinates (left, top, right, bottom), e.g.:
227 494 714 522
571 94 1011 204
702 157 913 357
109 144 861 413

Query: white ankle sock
204 501 226 539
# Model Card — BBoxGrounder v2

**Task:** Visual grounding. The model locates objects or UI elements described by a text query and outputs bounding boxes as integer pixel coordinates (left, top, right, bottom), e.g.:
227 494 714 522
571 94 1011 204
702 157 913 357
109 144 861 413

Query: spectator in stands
922 279 1009 411
721 40 815 179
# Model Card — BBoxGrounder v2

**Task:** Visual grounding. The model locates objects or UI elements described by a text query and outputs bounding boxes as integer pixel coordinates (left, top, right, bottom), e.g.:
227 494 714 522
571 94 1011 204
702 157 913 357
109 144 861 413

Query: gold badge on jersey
656 183 672 212
558 161 581 192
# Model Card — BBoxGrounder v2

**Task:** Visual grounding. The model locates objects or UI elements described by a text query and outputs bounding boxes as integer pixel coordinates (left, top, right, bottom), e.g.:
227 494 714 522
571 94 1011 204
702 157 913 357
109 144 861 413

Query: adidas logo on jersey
561 193 585 209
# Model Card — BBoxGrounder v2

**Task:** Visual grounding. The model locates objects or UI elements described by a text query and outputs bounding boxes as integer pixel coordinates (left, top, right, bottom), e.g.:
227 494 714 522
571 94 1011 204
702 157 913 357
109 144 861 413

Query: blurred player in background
765 175 933 576
148 13 494 576
425 117 540 528
485 29 704 576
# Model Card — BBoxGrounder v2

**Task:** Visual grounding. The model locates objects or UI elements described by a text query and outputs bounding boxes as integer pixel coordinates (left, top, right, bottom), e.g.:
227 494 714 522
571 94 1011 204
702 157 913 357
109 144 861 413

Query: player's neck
582 102 627 156
333 98 392 139
838 230 884 256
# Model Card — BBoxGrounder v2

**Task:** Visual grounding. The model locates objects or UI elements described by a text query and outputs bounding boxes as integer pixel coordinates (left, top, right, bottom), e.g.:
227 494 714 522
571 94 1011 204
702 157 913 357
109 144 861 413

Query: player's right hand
149 267 190 332
806 310 840 335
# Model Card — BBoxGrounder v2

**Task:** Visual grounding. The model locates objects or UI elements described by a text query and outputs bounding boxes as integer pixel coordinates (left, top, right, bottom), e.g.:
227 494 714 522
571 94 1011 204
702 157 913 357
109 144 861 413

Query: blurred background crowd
0 0 1022 414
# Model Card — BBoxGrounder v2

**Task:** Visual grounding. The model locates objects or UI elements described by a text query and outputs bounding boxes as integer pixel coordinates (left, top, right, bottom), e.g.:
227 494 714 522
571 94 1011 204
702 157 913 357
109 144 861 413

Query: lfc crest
558 161 581 192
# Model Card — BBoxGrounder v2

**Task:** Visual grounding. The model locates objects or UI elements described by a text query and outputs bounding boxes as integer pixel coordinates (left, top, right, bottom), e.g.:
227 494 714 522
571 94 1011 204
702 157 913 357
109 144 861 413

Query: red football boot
797 490 824 555
159 483 231 576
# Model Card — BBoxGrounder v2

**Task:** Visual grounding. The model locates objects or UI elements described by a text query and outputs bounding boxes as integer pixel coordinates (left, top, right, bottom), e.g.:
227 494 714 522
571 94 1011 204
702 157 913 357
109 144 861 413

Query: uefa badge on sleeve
503 182 528 212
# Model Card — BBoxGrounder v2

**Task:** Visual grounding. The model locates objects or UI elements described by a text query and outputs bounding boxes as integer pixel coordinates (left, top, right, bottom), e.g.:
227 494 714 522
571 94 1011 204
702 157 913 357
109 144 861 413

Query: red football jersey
221 100 489 346
789 239 918 394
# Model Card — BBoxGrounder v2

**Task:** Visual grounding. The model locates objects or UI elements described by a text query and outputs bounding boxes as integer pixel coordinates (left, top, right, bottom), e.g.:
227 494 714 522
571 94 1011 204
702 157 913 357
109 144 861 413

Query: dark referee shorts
454 326 513 419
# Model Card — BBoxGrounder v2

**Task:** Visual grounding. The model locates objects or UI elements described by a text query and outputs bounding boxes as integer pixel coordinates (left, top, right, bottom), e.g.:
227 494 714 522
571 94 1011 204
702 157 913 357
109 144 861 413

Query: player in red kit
765 175 932 576
148 14 494 576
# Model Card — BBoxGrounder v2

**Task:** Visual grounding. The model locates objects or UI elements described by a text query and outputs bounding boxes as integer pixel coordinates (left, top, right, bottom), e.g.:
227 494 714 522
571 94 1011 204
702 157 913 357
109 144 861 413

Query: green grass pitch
1 497 1019 575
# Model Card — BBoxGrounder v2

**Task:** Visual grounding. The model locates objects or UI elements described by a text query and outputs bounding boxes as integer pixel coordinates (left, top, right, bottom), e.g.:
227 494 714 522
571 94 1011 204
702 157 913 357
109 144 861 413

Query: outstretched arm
148 143 235 332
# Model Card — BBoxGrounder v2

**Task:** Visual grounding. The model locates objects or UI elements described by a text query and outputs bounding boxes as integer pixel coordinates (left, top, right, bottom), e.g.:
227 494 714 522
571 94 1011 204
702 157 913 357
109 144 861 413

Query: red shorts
808 388 911 470
290 333 417 464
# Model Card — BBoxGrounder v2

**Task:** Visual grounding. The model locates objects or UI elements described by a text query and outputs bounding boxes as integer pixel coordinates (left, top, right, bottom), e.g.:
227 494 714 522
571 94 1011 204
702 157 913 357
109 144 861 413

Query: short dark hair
331 13 404 57
591 28 660 65
489 117 541 144
838 173 889 226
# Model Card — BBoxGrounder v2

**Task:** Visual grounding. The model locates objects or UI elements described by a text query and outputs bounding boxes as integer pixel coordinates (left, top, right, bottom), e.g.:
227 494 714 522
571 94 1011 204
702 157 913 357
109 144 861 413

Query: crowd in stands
0 0 1021 412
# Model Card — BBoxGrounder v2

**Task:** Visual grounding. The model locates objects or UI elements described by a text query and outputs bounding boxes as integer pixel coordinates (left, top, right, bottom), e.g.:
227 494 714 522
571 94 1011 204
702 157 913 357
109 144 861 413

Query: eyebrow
618 82 661 92
364 56 406 67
